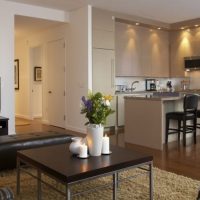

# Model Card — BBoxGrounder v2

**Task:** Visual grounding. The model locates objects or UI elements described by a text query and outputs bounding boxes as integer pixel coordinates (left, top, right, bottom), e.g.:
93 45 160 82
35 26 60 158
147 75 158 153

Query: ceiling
6 0 200 23
15 16 64 40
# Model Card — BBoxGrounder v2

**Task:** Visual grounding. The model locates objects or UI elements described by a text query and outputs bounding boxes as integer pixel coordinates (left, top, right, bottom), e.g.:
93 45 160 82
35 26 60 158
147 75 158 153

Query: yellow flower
104 95 113 101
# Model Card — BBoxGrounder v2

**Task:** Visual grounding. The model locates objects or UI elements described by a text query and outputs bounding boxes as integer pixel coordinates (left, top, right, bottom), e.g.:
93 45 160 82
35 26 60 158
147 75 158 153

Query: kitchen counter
124 95 182 101
124 93 200 150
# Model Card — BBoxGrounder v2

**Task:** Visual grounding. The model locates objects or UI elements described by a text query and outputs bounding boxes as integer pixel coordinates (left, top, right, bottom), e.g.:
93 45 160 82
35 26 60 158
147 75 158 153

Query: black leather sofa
0 131 72 170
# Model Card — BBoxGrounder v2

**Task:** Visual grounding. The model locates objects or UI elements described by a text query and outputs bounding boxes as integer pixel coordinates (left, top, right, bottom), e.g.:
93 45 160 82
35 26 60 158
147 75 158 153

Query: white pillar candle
79 144 88 158
102 135 110 154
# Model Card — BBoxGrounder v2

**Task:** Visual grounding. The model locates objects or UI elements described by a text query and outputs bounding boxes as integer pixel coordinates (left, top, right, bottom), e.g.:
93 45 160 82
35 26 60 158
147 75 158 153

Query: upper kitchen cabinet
170 30 194 77
151 30 169 77
115 22 143 76
115 22 170 77
93 8 114 31
92 8 114 50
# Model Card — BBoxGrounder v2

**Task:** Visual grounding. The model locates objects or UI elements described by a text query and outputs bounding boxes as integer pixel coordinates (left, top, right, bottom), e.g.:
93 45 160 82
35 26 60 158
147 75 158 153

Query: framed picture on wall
14 59 19 90
34 66 42 81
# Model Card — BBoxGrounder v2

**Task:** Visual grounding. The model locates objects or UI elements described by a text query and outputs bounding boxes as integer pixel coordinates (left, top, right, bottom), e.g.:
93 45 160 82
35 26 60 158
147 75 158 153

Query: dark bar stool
197 110 200 129
165 94 198 146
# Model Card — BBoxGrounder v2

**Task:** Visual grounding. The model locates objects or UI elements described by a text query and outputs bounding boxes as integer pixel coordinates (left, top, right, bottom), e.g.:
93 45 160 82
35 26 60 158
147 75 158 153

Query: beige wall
67 5 92 133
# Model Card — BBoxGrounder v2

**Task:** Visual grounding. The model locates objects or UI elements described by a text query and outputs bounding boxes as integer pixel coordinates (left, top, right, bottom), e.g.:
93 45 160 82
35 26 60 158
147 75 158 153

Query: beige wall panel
93 29 114 49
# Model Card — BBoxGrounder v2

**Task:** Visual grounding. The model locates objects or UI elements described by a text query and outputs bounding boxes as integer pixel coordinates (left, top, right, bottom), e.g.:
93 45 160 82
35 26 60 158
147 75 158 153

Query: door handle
48 91 52 94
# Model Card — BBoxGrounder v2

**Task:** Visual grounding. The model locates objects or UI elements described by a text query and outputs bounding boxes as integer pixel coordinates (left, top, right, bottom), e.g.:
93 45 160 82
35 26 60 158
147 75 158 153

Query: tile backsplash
115 77 191 92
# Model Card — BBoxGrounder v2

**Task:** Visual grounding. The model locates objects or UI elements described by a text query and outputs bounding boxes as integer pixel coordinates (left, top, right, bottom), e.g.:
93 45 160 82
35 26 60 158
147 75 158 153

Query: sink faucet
131 81 139 91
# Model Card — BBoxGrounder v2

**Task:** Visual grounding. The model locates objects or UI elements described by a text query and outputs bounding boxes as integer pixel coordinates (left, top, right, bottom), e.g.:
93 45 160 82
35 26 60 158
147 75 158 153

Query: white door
46 39 65 128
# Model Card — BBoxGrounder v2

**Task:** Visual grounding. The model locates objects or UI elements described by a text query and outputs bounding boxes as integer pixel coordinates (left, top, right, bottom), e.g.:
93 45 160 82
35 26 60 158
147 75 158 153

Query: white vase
69 137 82 155
86 124 104 156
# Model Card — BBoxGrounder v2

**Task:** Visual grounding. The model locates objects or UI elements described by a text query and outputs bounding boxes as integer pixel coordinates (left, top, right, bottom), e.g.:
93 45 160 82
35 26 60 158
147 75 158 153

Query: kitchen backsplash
115 76 192 92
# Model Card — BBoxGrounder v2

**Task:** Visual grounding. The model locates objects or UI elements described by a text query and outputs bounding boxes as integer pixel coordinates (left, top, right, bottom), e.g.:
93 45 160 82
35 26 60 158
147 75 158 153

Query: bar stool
197 110 200 129
165 94 198 146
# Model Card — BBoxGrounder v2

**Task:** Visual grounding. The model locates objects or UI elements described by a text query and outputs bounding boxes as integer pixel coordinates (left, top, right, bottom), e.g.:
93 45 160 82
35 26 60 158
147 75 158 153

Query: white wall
15 24 69 123
0 1 15 134
67 5 92 133
0 0 69 134
30 46 43 118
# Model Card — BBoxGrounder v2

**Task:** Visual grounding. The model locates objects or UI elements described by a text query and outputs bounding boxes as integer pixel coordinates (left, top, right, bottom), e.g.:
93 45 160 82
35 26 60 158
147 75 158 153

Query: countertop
124 94 182 101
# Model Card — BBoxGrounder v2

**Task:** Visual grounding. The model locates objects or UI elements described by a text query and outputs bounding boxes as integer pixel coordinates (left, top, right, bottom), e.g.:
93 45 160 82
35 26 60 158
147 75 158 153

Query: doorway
14 15 67 129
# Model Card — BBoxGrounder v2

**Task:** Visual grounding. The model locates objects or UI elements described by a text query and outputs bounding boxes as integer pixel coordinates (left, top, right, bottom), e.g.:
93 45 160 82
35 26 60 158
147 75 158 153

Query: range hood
184 56 200 71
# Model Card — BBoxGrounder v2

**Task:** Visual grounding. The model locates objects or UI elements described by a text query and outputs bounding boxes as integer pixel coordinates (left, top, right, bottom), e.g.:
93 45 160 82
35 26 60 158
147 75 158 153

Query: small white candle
79 144 88 158
102 135 110 154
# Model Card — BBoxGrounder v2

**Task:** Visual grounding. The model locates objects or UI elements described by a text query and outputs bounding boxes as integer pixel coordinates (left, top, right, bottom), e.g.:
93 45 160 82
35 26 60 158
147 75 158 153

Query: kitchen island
124 94 189 150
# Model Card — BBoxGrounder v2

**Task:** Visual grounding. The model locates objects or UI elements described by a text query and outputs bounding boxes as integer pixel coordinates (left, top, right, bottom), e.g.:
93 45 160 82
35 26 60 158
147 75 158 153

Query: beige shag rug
0 167 199 200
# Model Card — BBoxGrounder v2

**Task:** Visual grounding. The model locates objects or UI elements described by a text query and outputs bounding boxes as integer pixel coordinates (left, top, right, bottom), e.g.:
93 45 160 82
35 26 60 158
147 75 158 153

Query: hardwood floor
16 119 200 181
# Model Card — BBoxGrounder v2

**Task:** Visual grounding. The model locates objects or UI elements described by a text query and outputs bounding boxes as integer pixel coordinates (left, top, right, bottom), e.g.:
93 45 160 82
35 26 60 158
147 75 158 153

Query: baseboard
42 119 49 125
15 114 32 120
33 115 42 119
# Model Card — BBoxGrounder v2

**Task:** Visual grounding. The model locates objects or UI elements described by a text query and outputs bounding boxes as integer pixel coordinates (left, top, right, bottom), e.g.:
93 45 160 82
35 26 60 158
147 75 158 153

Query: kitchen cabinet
115 22 169 77
93 8 114 32
93 29 114 50
115 22 143 76
117 94 128 126
151 30 169 77
170 31 191 77
92 8 116 128
92 49 116 127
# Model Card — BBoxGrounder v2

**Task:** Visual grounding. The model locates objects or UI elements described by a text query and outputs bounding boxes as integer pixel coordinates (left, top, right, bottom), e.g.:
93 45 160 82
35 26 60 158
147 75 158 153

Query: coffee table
16 144 153 200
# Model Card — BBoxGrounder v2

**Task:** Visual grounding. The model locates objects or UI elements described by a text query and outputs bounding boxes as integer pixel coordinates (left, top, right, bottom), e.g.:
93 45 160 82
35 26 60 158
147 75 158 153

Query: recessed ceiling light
150 29 153 32
135 22 140 26
180 27 185 30
187 29 190 32
157 27 161 30
195 24 199 27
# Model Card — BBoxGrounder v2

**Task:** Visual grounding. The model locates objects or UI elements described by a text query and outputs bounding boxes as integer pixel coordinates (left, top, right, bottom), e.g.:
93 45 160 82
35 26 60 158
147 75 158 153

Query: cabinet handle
111 59 115 88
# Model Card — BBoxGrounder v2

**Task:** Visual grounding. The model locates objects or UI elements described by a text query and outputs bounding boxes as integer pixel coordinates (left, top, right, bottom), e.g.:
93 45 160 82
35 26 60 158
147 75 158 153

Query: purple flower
86 100 92 111
81 96 92 111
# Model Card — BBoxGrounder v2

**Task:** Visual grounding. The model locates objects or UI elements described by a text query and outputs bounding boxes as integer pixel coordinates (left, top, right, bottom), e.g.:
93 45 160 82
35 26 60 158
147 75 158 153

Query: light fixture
157 27 161 30
180 27 185 30
186 69 190 72
135 22 140 26
187 29 190 32
195 24 199 27
150 29 153 32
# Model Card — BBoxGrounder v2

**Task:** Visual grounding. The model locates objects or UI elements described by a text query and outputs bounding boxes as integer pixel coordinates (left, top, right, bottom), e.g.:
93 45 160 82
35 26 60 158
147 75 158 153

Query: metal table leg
16 158 21 195
66 185 71 200
37 170 42 200
113 172 118 200
149 162 153 200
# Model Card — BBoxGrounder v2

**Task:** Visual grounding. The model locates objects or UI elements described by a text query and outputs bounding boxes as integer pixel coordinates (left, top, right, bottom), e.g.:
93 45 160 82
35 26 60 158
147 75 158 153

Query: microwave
145 79 156 91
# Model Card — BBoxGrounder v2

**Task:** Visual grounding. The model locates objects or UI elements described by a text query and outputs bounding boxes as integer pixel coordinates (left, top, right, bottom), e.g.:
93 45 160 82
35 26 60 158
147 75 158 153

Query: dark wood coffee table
16 144 153 200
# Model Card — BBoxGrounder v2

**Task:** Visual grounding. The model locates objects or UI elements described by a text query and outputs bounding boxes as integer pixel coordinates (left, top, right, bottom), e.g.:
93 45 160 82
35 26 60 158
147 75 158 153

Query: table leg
16 158 21 195
66 185 70 200
149 162 153 200
37 170 42 200
113 172 117 200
